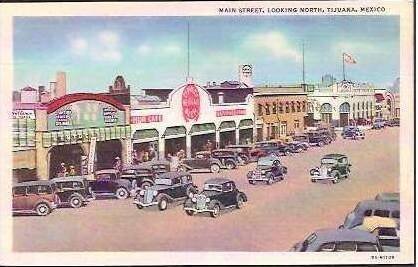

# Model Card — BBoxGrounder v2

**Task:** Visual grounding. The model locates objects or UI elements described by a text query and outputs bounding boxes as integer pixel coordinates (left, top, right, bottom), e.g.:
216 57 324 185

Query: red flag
343 53 357 64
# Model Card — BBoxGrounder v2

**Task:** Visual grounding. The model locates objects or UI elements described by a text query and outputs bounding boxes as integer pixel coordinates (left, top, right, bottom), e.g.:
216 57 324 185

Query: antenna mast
187 22 190 78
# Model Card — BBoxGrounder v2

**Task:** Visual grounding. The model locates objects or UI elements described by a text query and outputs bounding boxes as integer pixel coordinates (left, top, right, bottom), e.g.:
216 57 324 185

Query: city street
13 127 399 252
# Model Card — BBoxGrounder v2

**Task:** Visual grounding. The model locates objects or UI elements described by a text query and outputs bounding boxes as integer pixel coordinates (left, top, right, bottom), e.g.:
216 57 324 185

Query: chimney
55 72 67 97
218 92 224 104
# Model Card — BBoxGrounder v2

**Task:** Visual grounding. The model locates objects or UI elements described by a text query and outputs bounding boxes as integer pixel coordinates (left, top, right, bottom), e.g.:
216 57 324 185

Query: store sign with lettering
12 110 35 119
131 115 163 124
216 109 246 117
47 100 125 130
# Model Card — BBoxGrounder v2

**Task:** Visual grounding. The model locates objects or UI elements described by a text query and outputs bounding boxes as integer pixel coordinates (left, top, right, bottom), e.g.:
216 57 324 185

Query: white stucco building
306 81 376 127
130 79 255 159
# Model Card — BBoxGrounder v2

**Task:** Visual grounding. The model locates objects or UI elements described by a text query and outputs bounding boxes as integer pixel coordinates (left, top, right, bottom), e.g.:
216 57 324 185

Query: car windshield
321 158 337 165
257 157 274 166
154 178 172 186
203 183 222 192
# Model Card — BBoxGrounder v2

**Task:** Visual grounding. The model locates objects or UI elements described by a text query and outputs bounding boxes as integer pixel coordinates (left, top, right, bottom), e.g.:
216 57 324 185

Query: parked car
375 192 400 202
340 200 400 229
133 172 197 211
248 148 269 162
140 159 171 174
310 154 351 183
342 126 365 140
211 149 243 167
255 141 293 156
289 137 309 150
317 127 337 142
177 151 223 173
290 228 383 252
12 181 59 216
355 216 400 252
89 169 135 199
184 178 247 218
120 164 157 189
225 144 253 163
385 118 400 127
247 155 287 185
51 176 94 208
372 118 386 129
286 141 305 153
306 131 329 147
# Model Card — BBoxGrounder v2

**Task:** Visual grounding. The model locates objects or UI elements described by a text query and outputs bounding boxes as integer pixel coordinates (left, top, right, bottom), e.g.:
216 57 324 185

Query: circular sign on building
182 84 200 122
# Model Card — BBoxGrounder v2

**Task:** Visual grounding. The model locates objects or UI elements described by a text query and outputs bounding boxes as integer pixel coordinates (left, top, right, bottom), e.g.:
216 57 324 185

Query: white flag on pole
343 52 357 64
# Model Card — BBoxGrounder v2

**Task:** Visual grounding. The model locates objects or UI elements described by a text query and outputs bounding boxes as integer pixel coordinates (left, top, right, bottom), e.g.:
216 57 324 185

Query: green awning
133 129 159 139
164 126 186 137
219 121 236 130
190 123 216 134
239 119 253 128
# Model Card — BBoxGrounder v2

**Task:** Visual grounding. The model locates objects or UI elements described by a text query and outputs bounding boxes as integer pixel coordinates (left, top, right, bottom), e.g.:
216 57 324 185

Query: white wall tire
115 187 129 199
210 164 220 173
158 198 168 211
69 195 83 208
36 203 50 216
211 204 220 218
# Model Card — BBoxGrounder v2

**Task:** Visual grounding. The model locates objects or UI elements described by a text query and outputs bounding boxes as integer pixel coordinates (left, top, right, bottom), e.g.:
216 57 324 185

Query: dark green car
309 154 351 183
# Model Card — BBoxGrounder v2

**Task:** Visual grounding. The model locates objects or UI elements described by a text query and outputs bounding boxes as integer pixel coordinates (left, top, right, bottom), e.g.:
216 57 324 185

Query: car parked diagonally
120 164 158 189
177 151 223 173
51 176 94 208
12 181 59 216
89 169 136 199
184 178 247 218
133 172 197 211
310 154 351 183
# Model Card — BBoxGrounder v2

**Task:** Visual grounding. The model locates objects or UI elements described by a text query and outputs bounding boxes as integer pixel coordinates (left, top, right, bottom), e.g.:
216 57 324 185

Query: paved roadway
13 127 399 252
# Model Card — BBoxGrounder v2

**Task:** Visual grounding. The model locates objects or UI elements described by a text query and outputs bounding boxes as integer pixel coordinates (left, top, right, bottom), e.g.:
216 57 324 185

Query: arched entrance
95 140 122 171
219 121 236 148
48 144 85 178
164 126 187 158
339 102 350 127
320 103 333 124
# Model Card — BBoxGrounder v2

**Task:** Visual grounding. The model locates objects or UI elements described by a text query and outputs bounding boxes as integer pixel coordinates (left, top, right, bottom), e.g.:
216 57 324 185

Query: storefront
131 79 255 159
34 93 131 179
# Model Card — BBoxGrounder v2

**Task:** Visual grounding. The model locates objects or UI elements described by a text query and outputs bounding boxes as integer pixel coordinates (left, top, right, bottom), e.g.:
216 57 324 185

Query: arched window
291 102 296 113
320 103 333 113
339 102 350 113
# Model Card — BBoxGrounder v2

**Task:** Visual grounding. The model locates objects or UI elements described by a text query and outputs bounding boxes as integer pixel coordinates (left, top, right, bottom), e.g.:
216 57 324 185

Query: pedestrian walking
113 156 122 171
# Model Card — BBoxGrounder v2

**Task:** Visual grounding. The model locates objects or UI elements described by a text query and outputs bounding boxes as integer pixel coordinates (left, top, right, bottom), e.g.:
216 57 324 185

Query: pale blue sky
14 16 399 93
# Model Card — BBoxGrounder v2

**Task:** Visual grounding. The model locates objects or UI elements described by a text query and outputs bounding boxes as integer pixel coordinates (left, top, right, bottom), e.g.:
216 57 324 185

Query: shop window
265 104 270 115
294 120 300 129
285 104 290 113
291 103 296 113
258 104 263 116
278 104 284 113
272 102 277 114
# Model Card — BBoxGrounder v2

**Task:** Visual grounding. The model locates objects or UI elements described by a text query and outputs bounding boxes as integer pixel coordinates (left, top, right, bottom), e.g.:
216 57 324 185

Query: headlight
153 191 158 196
261 170 266 174
139 190 145 196
188 192 194 198
327 168 332 172
206 198 210 203
192 197 197 202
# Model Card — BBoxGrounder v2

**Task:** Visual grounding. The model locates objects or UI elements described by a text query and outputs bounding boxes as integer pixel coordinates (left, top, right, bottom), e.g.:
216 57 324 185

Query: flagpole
342 53 346 81
302 42 305 84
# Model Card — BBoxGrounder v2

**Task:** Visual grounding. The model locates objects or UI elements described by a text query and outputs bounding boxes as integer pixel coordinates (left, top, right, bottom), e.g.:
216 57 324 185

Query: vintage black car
133 171 197 211
51 176 94 208
247 155 287 185
89 169 135 199
310 154 351 183
120 164 157 189
342 126 365 140
225 144 252 162
385 118 400 127
140 159 171 174
286 142 305 153
184 178 247 218
307 131 330 147
211 149 244 167
255 141 293 156
178 151 223 173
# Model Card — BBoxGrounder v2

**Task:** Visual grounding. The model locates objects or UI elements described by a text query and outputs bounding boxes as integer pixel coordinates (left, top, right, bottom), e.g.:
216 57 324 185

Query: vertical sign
88 137 97 174
126 139 132 165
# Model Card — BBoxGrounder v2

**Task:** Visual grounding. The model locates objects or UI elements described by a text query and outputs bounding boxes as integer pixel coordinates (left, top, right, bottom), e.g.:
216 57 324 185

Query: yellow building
254 85 308 141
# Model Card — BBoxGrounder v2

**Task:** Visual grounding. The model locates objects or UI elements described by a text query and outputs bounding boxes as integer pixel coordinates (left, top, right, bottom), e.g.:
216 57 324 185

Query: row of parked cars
372 118 400 129
291 192 400 252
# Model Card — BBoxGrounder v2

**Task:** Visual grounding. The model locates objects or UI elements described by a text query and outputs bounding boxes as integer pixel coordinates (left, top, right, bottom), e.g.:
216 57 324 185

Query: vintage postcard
0 0 414 265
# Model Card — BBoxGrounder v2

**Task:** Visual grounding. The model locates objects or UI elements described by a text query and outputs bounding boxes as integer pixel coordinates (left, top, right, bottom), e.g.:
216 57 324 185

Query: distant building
12 91 21 102
20 86 38 103
374 89 396 120
101 75 131 105
321 74 336 87
55 71 67 98
203 80 253 104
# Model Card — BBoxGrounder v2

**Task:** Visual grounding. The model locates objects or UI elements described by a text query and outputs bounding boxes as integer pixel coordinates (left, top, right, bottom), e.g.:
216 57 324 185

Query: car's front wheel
69 195 83 208
332 174 340 184
267 176 274 185
158 197 168 211
185 210 195 216
136 204 143 209
211 204 220 218
115 187 129 199
225 161 236 170
35 203 50 216
210 164 220 173
236 195 245 209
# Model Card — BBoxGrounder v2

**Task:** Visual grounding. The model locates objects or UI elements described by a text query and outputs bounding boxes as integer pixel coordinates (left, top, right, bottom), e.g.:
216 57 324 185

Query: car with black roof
184 177 247 218
177 151 223 173
120 164 158 189
133 171 197 211
255 141 293 156
342 126 365 140
247 155 287 185
51 176 94 208
306 131 330 147
290 228 383 252
225 144 253 163
89 169 136 199
310 154 351 183
211 149 243 167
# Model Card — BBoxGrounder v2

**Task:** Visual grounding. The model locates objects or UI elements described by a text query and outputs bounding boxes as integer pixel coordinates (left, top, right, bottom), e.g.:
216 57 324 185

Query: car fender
33 199 53 211
208 199 223 209
156 193 173 203
116 179 132 190
210 159 222 165
238 192 248 202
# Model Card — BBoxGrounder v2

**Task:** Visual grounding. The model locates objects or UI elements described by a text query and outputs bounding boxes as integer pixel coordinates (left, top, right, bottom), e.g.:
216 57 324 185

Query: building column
120 138 132 165
36 146 49 180
186 134 192 158
235 128 240 145
215 130 220 149
158 136 165 160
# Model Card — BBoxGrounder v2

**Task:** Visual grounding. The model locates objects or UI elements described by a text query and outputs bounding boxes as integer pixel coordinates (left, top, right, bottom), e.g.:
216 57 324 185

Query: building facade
12 93 131 181
306 81 376 127
374 89 397 120
254 85 308 141
130 79 255 159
